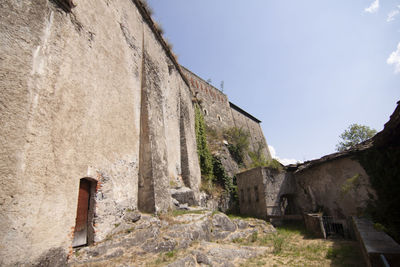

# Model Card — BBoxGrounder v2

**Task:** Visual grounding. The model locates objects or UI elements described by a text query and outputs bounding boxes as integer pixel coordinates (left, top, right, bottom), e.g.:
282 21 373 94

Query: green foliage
357 147 400 242
164 250 176 258
212 156 238 206
224 127 250 167
265 159 284 172
340 174 360 196
249 141 268 168
212 156 233 193
250 231 258 243
248 142 283 171
373 223 388 232
336 124 377 152
325 244 356 262
194 105 213 179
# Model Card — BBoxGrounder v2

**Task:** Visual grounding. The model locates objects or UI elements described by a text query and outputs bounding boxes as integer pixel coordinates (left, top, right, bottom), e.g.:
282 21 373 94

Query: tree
336 123 377 152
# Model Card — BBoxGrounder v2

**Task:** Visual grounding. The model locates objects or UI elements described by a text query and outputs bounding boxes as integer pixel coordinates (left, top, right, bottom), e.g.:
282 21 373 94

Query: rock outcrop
69 211 275 266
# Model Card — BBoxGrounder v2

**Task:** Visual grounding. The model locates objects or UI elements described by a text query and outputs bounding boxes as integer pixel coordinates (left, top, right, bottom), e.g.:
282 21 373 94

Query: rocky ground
68 209 276 267
68 209 363 267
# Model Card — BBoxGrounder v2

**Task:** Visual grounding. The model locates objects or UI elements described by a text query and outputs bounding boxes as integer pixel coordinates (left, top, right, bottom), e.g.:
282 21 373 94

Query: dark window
254 186 259 202
240 189 244 203
247 187 251 203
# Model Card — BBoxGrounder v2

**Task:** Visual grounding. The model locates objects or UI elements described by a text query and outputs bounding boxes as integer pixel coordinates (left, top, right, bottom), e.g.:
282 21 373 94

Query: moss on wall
356 147 400 241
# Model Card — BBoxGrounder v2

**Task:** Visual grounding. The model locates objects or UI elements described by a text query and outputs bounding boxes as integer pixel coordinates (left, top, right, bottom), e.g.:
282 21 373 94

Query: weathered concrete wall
237 167 294 219
293 157 375 219
0 0 200 265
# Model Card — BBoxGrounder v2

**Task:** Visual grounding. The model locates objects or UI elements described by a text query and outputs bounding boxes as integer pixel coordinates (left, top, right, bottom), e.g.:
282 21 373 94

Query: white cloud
268 145 302 166
365 0 379 13
387 42 400 74
387 10 400 22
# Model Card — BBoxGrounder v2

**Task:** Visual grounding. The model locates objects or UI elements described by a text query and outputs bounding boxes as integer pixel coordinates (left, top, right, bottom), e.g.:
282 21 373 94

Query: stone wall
181 67 272 164
0 0 200 265
237 167 294 219
293 157 375 219
230 103 272 160
181 67 233 131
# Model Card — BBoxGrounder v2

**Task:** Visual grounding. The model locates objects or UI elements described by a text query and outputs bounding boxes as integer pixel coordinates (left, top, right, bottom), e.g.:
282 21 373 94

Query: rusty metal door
72 179 90 247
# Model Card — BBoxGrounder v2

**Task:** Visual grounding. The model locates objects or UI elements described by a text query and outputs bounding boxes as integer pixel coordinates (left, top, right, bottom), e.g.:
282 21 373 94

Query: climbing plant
194 105 213 179
224 127 250 167
212 156 234 195
356 147 400 242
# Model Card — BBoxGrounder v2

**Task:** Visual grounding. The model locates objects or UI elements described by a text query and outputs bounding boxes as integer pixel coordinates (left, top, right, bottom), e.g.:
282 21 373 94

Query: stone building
0 0 273 265
237 167 295 219
237 102 400 228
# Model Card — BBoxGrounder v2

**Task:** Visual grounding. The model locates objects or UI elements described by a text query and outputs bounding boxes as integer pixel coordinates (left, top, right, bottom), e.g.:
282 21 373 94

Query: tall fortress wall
181 67 272 160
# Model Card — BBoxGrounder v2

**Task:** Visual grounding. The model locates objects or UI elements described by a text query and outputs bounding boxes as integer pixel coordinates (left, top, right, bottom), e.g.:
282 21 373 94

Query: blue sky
147 0 400 164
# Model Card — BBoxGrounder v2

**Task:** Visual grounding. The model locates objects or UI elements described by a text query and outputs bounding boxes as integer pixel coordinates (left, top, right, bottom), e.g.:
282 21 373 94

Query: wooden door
72 179 90 247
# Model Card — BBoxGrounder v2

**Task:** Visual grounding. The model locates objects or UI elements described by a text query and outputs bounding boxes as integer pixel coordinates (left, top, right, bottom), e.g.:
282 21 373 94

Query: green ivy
356 147 400 242
212 156 233 194
194 105 213 179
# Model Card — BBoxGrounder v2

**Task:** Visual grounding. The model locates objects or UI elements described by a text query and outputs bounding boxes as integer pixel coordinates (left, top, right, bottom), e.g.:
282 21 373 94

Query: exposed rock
178 203 189 210
166 255 196 267
69 211 275 266
171 187 196 205
233 219 248 229
123 210 141 223
34 247 67 267
192 250 212 265
211 213 237 232
142 238 177 253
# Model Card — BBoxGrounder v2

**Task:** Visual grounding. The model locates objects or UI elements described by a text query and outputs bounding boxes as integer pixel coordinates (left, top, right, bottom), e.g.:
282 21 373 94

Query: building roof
180 65 263 124
229 102 262 123
288 100 400 173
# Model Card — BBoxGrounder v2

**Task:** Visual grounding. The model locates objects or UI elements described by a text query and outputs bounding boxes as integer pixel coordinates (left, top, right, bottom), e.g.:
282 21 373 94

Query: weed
165 250 176 258
272 235 284 254
125 227 134 233
171 209 205 217
169 180 178 188
114 223 120 228
341 174 360 196
374 222 388 232
250 231 258 242
232 237 245 243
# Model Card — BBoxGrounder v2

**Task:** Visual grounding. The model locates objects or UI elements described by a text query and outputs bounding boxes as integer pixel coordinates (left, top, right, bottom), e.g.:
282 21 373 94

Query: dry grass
239 223 364 267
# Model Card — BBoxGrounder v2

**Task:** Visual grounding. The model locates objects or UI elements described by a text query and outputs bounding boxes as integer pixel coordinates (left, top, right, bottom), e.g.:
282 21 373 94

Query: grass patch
171 209 206 217
151 250 178 266
240 222 363 266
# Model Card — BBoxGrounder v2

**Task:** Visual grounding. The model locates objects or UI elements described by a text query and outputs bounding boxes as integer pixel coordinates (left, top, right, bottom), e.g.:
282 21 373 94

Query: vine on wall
194 104 214 180
356 147 400 242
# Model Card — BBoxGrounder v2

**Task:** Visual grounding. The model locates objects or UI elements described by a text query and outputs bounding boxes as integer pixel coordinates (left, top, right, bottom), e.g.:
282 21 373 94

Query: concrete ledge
352 217 400 267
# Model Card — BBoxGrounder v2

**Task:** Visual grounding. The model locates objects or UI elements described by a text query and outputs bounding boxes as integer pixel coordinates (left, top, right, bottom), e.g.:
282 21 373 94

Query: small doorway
72 178 96 247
